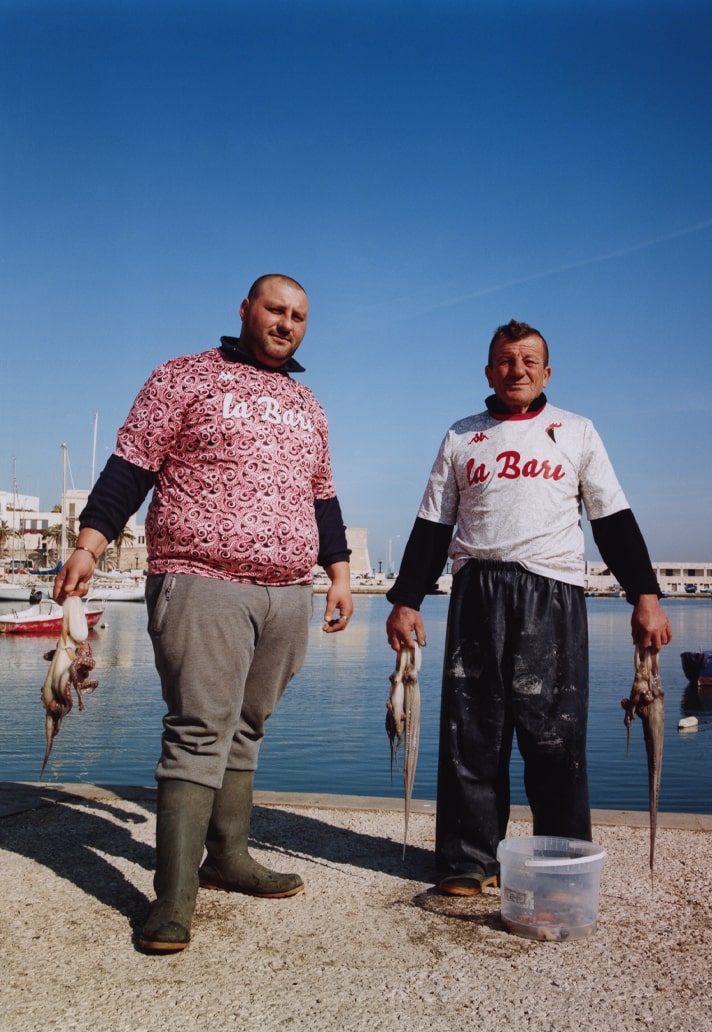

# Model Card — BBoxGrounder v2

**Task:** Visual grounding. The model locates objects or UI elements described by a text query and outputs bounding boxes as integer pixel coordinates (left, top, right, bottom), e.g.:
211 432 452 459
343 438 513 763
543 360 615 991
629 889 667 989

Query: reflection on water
1 594 710 813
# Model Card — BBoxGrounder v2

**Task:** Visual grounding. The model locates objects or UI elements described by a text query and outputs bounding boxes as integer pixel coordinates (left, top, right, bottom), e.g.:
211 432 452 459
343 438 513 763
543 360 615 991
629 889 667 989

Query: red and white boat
0 600 105 635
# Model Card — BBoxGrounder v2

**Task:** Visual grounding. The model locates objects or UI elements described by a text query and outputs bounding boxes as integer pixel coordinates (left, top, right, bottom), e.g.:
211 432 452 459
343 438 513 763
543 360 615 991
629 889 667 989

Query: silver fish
386 644 421 857
621 646 664 875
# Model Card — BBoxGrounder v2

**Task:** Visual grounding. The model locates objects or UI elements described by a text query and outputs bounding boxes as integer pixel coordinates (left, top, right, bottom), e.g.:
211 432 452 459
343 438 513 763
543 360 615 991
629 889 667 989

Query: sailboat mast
91 412 98 487
10 458 17 566
60 444 67 564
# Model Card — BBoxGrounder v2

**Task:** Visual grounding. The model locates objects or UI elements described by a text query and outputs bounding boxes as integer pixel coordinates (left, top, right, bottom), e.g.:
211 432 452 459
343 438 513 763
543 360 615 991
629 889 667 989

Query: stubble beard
245 328 297 367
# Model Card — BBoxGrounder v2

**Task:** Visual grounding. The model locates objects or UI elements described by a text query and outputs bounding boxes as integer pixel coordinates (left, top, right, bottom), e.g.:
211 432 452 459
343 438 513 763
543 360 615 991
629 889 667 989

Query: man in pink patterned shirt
55 275 353 951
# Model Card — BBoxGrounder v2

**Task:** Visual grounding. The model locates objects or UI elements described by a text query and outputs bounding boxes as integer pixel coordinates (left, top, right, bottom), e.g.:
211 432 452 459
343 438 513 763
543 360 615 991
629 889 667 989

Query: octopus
39 597 99 778
621 646 664 876
386 643 421 858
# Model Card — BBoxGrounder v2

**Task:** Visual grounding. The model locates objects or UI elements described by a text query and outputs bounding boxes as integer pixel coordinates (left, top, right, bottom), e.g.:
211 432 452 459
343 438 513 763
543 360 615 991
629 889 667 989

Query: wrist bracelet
74 546 98 562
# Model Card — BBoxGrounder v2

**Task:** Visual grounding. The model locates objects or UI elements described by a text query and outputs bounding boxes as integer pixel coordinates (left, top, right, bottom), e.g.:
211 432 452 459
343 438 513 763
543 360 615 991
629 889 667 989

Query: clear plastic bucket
497 836 606 941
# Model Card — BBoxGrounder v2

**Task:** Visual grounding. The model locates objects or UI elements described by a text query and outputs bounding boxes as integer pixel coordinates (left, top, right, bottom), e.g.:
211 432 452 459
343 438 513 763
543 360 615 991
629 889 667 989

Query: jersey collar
218 335 306 374
485 392 547 421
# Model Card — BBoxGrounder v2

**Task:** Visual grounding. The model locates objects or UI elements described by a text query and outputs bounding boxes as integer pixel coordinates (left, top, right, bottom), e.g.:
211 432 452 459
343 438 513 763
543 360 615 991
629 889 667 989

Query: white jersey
417 401 628 586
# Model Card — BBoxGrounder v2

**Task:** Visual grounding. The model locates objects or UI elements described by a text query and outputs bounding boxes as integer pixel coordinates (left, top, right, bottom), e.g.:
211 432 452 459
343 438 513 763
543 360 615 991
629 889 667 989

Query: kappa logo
469 432 489 444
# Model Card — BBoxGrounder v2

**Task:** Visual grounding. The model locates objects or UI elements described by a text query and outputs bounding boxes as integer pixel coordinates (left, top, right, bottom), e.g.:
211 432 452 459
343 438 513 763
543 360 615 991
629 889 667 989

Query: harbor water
1 593 710 814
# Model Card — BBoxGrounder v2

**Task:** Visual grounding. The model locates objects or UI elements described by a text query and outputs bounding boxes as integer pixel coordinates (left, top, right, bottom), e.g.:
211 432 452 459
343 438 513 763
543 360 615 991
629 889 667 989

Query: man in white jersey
385 320 671 895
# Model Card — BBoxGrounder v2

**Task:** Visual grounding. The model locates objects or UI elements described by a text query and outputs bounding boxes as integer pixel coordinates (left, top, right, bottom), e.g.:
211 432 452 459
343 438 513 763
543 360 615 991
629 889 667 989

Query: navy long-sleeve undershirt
80 453 350 569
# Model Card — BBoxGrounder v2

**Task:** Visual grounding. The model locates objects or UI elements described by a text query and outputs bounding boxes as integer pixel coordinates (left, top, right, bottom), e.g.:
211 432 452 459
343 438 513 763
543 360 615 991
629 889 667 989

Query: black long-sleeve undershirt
590 508 661 603
387 508 661 610
386 518 454 609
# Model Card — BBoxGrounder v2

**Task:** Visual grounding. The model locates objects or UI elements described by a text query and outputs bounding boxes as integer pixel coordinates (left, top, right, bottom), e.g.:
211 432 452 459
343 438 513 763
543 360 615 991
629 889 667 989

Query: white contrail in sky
427 216 712 310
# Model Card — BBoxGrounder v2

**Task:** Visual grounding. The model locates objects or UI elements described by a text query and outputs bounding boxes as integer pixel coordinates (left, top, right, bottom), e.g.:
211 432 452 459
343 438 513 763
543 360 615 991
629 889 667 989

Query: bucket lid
525 849 606 868
497 836 606 867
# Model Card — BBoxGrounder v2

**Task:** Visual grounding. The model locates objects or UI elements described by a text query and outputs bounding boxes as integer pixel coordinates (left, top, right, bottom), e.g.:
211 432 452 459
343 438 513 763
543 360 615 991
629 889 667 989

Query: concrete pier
1 782 711 1031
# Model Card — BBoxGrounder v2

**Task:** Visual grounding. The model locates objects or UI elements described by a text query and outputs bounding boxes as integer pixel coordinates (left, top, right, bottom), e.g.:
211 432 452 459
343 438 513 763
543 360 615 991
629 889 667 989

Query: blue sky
1 0 710 569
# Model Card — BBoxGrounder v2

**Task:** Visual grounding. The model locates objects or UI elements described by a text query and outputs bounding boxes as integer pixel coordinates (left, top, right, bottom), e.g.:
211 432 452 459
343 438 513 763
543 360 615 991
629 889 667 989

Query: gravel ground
1 783 711 1032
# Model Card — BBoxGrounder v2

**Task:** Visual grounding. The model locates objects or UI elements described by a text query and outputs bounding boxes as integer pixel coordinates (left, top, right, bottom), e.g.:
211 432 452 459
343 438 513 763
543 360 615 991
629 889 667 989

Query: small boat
701 656 712 689
0 600 105 635
0 582 54 602
87 573 146 603
87 584 146 603
680 650 712 688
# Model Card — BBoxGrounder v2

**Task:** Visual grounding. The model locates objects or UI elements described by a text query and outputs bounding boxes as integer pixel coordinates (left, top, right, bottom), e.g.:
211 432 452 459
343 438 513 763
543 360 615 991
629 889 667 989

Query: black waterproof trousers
435 559 592 877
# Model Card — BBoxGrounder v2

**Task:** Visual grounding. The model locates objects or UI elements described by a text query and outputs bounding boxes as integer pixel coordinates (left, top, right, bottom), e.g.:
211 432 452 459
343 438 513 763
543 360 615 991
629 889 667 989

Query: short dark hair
487 320 549 366
247 274 307 300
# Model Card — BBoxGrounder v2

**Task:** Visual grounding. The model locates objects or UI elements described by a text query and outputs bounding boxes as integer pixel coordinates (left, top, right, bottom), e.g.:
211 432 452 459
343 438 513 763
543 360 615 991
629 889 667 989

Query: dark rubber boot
139 780 215 952
199 770 304 898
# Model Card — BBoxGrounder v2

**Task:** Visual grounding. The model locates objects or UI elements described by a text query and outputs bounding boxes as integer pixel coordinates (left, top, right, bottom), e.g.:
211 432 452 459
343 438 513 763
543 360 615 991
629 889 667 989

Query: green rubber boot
139 779 215 952
199 770 304 898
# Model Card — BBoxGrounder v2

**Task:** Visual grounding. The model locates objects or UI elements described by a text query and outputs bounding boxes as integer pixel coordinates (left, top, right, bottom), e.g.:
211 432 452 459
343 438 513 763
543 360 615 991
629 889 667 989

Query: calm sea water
1 594 710 814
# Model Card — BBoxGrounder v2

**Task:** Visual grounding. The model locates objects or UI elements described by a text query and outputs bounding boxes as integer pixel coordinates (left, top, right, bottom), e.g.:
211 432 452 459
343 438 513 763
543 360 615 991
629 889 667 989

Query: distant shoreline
1 574 709 602
312 580 711 599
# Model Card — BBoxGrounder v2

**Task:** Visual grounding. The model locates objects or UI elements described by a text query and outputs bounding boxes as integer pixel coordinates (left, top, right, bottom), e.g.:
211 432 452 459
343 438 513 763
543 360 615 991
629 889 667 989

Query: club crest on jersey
545 421 562 442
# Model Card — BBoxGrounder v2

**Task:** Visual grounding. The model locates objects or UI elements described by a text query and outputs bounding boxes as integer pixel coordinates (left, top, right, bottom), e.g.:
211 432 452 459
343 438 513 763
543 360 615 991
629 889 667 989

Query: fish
386 643 421 858
39 597 98 779
621 646 664 875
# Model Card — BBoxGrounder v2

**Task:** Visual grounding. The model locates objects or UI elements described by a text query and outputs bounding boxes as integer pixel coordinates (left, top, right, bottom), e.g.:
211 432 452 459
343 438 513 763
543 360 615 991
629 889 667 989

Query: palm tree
0 519 16 559
113 525 136 571
43 523 77 561
0 519 25 566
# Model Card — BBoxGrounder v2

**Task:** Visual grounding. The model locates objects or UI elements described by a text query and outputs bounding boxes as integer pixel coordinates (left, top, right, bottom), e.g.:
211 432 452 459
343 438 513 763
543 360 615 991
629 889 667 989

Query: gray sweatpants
145 573 313 787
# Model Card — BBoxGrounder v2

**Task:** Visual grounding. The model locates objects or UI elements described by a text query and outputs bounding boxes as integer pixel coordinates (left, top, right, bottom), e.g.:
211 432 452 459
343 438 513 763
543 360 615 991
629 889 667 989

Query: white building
0 488 146 571
2 487 709 592
585 560 712 596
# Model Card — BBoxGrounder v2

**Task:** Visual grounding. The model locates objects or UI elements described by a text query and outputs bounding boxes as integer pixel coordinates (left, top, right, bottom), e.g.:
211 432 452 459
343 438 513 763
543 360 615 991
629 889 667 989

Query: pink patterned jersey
114 349 337 585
